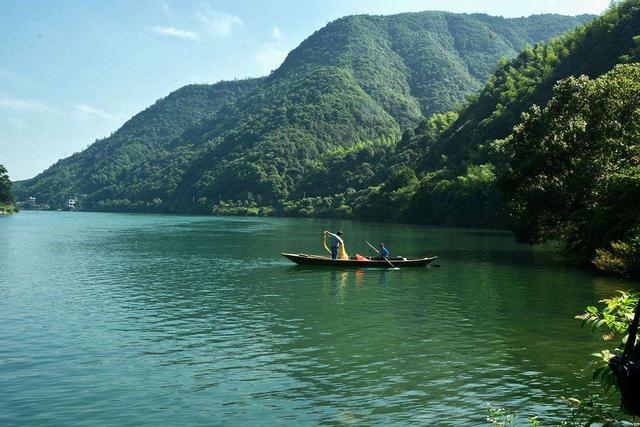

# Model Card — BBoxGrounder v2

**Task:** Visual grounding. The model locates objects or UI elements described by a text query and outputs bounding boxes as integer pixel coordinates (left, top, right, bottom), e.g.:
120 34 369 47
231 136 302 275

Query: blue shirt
380 247 389 257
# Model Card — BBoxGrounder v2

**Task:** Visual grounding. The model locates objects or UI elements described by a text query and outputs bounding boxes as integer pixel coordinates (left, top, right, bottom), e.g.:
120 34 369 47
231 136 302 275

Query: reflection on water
0 211 636 426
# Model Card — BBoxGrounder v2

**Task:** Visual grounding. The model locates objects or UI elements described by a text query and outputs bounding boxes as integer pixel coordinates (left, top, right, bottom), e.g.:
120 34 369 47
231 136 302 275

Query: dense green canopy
317 1 639 221
0 164 15 212
356 0 640 229
281 0 640 277
13 11 589 212
497 63 640 276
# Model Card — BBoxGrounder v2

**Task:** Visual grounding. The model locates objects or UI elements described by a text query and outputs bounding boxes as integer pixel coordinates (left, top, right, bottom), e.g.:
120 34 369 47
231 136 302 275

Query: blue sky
1 0 610 180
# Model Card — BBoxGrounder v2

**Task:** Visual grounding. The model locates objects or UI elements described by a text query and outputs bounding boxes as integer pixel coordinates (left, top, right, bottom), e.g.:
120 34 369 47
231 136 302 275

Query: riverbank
0 203 16 214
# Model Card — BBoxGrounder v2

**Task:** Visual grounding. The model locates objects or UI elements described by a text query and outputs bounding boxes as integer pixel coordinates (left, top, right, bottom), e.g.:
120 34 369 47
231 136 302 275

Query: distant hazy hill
14 11 591 211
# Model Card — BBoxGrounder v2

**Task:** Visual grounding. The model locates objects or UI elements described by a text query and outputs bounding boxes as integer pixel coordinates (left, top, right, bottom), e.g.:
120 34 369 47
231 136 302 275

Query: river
0 211 634 425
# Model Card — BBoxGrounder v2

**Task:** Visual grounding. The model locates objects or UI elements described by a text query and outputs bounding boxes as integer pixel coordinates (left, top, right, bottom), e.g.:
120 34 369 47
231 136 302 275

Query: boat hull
282 253 437 268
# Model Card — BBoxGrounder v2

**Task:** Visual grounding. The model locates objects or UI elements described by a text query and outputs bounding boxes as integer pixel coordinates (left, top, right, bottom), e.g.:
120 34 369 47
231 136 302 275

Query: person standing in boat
324 230 343 260
378 243 390 259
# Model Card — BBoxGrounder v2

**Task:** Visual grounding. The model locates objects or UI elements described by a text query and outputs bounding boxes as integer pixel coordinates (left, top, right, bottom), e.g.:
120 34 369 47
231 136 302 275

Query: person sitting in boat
324 230 343 260
378 243 390 259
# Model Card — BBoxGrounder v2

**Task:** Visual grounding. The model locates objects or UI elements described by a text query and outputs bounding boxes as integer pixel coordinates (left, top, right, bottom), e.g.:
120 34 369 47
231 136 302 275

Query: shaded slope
428 4 640 169
281 2 640 229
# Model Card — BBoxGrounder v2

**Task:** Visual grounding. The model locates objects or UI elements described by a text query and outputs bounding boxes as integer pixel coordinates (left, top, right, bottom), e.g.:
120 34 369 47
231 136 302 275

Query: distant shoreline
0 204 16 215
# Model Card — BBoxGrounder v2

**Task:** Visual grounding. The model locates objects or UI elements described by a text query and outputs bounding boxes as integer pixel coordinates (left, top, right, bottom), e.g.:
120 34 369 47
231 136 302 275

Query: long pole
364 240 396 268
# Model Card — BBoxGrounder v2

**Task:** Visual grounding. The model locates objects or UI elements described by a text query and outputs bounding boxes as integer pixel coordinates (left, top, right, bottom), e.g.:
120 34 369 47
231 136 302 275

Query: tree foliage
339 0 640 247
496 63 640 272
0 164 15 208
13 11 588 213
429 0 640 170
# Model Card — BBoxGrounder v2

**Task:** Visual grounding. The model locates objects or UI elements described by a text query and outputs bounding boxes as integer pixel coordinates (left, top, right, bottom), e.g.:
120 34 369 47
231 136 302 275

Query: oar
364 240 397 269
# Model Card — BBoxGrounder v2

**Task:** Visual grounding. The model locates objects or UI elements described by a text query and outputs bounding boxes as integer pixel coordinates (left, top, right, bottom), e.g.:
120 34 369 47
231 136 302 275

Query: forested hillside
498 63 640 276
287 1 639 223
15 79 260 210
285 0 640 275
14 11 589 211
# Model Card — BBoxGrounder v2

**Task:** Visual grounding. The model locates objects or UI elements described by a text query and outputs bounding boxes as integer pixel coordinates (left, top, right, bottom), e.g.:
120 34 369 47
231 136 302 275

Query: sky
0 0 610 181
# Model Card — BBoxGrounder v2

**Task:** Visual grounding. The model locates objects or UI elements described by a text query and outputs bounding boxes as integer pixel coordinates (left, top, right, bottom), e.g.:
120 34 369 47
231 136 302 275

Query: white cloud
0 96 54 113
0 96 123 124
73 104 122 122
254 43 288 72
272 26 281 39
198 8 243 36
150 26 200 41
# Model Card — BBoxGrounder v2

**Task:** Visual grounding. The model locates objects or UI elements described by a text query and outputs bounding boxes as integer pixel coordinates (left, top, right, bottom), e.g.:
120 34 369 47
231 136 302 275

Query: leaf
592 366 604 381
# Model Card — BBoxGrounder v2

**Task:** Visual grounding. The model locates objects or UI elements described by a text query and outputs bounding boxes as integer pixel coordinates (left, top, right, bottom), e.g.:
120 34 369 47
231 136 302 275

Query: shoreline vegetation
0 164 16 215
0 204 17 215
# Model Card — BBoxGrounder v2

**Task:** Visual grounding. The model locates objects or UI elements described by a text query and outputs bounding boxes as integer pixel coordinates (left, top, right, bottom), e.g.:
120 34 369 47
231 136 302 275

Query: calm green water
0 211 635 425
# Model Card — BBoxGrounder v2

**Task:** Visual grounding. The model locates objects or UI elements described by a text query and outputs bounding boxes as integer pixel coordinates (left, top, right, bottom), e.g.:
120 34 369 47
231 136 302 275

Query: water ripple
0 212 633 426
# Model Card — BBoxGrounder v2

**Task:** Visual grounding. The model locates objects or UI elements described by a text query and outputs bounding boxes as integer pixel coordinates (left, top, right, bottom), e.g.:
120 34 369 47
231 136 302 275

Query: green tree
0 164 15 206
495 64 640 274
13 11 588 213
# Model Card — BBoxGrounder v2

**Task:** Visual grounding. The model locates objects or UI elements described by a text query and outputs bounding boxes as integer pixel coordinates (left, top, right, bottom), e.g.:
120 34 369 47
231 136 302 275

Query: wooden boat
282 253 437 268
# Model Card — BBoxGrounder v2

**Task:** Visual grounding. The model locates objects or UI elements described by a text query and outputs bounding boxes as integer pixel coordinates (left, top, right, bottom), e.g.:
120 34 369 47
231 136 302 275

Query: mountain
15 79 260 210
290 0 640 229
290 0 640 275
398 0 640 229
14 11 591 211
